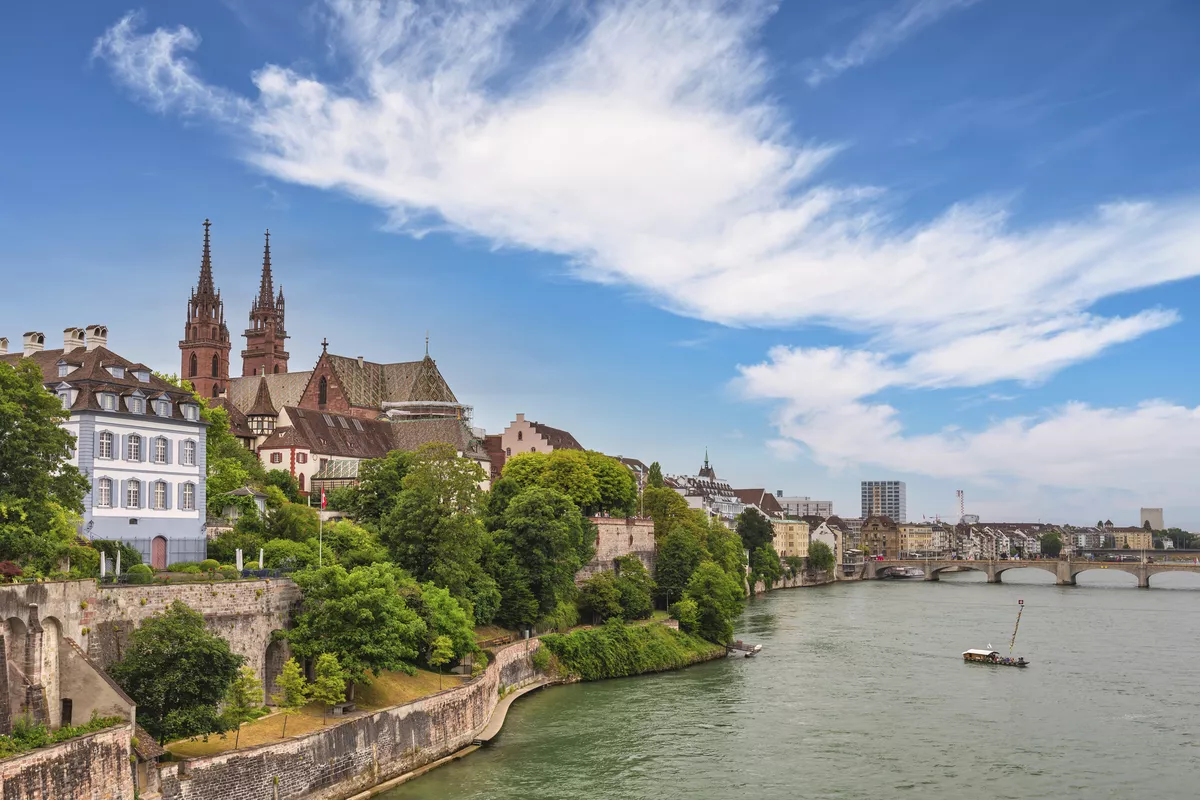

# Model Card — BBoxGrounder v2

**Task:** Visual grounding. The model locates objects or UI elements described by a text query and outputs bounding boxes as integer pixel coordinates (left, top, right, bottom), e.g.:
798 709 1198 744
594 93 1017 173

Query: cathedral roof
325 352 458 409
258 406 394 459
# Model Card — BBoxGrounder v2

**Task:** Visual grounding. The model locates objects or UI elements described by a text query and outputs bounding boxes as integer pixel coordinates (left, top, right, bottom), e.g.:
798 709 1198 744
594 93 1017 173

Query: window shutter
120 435 128 461
120 479 128 508
140 438 147 463
178 483 185 510
177 440 185 464
164 482 172 510
137 482 145 509
164 438 172 465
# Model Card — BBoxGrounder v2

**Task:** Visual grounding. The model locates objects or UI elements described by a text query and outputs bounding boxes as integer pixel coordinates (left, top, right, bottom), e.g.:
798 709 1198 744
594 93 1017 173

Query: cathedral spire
257 229 275 308
197 218 215 297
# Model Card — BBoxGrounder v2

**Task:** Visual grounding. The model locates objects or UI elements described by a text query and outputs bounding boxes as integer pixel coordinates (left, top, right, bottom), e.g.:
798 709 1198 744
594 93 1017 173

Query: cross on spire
321 337 329 354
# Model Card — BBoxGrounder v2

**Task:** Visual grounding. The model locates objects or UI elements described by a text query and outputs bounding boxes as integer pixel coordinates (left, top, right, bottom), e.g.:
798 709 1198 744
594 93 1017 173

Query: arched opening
318 376 327 405
273 365 279 374
189 352 197 377
151 536 168 570
930 566 987 582
298 473 305 491
1147 571 1200 590
264 638 288 702
5 617 28 716
211 354 219 377
1073 567 1138 588
992 566 1056 585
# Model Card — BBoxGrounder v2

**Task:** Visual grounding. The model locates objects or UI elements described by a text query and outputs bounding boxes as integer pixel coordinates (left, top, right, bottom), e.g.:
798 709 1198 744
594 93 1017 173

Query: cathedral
180 220 489 493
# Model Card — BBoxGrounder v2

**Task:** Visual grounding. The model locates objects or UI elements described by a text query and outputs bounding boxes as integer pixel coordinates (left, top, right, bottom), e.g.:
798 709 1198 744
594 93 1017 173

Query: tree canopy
500 450 636 516
647 462 664 489
807 540 835 572
1040 532 1063 558
736 508 775 554
684 561 744 644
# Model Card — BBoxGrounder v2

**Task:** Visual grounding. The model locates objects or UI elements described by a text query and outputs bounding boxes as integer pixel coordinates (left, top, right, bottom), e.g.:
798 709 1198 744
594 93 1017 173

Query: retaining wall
0 724 134 800
752 569 835 595
577 517 656 582
158 638 543 800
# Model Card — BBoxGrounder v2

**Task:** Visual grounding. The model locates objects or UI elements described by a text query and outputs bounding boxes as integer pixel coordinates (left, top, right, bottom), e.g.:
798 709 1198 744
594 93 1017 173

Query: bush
168 561 203 574
530 646 551 673
219 566 240 581
199 559 220 574
244 560 261 570
541 619 723 681
538 600 579 633
0 562 23 582
93 540 143 569
578 573 623 623
807 541 835 573
670 598 699 633
126 564 153 585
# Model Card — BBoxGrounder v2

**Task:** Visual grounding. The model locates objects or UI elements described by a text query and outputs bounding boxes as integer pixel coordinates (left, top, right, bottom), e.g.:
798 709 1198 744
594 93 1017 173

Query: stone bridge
864 559 1200 588
0 578 298 732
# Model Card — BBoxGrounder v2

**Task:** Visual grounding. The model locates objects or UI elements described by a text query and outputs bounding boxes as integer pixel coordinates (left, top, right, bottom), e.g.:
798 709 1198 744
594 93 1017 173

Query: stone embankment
751 568 836 596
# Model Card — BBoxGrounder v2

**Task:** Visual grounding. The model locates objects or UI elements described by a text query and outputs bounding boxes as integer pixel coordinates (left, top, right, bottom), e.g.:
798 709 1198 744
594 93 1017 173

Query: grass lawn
165 667 466 759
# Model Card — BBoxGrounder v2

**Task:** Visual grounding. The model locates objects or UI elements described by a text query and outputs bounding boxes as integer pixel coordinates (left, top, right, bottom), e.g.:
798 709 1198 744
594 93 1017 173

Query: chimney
22 331 45 357
84 324 108 351
357 356 364 369
0 337 7 356
515 413 525 422
63 327 85 352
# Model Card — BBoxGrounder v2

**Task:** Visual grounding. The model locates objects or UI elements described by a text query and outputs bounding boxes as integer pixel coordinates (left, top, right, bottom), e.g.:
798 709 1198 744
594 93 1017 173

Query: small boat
883 566 925 579
727 640 762 658
962 648 1028 667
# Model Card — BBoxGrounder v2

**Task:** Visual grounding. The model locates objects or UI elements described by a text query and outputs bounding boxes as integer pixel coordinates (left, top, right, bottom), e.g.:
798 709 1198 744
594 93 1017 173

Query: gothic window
273 365 280 374
97 478 112 508
211 354 219 377
506 448 511 457
99 431 114 459
318 376 328 405
517 431 523 441
298 473 305 491
189 352 197 377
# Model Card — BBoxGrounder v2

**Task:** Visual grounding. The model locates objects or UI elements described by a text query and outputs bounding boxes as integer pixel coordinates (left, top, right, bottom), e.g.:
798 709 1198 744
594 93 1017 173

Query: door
151 536 167 570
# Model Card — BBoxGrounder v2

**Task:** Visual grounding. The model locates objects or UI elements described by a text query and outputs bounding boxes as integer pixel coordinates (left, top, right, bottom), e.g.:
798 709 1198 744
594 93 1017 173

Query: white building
775 494 834 518
861 480 906 523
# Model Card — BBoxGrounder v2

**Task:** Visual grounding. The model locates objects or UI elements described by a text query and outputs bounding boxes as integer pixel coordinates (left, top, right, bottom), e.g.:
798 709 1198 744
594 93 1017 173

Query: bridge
863 558 1200 588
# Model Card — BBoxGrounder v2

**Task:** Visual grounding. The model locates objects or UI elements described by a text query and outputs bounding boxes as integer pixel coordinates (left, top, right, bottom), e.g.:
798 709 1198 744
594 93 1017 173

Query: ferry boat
962 648 1028 667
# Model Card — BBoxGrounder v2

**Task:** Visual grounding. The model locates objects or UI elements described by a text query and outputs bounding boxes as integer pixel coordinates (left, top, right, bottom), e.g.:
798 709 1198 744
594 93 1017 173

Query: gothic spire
257 229 275 309
197 218 215 297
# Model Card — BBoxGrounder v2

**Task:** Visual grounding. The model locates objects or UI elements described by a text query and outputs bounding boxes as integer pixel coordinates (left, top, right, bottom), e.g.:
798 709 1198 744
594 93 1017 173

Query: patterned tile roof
226 371 312 414
326 353 458 409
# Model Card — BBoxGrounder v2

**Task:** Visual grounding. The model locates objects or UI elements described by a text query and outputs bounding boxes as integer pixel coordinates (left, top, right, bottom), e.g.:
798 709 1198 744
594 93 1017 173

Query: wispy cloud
805 0 984 86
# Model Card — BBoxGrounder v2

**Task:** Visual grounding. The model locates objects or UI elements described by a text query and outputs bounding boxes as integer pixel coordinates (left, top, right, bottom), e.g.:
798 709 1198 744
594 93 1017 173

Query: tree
270 658 309 738
578 571 623 624
706 520 747 583
647 462 664 489
265 470 303 504
266 503 321 543
585 451 637 516
0 359 89 572
539 450 602 513
310 653 347 725
684 561 744 644
288 564 426 690
613 555 655 620
335 450 413 523
642 486 691 538
670 597 699 633
223 666 262 749
1143 519 1152 531
500 452 549 490
750 545 782 589
655 527 706 608
417 582 477 661
380 443 487 599
1041 532 1063 558
807 540 835 572
495 487 595 621
483 477 524 532
736 509 774 554
109 601 245 744
262 538 318 570
429 635 454 690
482 538 539 629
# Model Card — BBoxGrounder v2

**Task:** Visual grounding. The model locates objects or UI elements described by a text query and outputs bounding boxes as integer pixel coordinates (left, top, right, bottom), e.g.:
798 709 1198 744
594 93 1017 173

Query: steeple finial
198 218 215 296
425 330 429 357
321 337 329 354
704 447 709 468
257 229 274 308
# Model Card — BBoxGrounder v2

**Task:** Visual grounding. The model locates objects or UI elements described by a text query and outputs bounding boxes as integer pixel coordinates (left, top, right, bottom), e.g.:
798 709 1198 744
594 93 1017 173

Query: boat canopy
963 649 999 657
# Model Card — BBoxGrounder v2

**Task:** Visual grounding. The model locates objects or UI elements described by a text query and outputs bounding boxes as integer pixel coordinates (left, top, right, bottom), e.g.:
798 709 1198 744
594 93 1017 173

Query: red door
151 536 167 570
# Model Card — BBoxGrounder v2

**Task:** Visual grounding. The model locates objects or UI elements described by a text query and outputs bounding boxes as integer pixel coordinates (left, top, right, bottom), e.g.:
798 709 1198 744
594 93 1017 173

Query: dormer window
135 370 149 382
107 365 125 379
156 399 171 417
127 397 145 414
58 391 70 409
57 362 70 378
182 404 200 422
100 393 116 412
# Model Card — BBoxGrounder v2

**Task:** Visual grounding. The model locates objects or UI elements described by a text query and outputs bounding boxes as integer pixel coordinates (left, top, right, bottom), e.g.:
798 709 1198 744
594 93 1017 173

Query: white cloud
805 0 984 87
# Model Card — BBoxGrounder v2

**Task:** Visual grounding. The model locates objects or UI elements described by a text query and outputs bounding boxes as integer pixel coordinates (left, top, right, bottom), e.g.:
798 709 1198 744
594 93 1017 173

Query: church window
274 365 279 374
211 354 219 377
318 376 328 405
517 431 523 442
189 353 197 377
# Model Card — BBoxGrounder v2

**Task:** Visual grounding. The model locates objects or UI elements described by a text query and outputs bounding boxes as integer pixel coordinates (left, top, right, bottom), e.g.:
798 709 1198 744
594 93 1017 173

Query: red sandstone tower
179 219 232 398
241 230 289 377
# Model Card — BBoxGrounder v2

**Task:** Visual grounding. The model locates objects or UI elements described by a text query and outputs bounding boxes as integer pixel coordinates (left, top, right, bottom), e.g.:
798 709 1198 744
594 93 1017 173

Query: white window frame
270 452 283 464
153 481 167 510
127 434 141 461
101 393 116 411
126 479 140 508
58 363 69 378
182 482 195 511
97 478 112 508
154 437 168 464
157 400 171 417
183 440 196 466
128 397 144 414
99 431 114 459
59 391 70 409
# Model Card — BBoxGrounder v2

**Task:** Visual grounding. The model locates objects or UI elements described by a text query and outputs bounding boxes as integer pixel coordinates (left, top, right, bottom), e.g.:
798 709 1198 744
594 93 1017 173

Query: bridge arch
992 563 1058 581
928 564 987 577
1145 571 1200 589
1070 564 1140 586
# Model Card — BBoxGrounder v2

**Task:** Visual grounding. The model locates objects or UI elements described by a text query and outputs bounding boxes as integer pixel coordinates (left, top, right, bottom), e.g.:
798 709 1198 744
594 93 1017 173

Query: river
383 569 1200 799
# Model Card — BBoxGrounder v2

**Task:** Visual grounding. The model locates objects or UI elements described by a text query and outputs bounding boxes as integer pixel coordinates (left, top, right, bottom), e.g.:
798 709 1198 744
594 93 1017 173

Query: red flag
320 488 327 509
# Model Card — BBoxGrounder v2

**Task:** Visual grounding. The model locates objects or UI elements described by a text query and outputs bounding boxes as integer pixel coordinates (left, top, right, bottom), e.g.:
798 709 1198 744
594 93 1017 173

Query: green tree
578 571 623 624
495 487 595 621
483 477 523 531
380 443 487 599
0 359 89 572
539 449 601 512
750 545 782 589
310 653 347 725
207 528 265 566
288 564 426 691
585 451 637 516
500 452 549 489
613 555 655 620
670 597 699 633
647 462 664 489
685 561 744 644
642 486 691 538
706 520 747 583
109 601 245 744
654 527 706 608
267 503 321 543
1040 532 1063 558
417 582 477 660
482 538 539 629
807 540 835 572
262 538 318 570
429 635 454 691
736 509 774 554
265 470 302 503
336 450 414 523
223 666 262 749
270 657 309 738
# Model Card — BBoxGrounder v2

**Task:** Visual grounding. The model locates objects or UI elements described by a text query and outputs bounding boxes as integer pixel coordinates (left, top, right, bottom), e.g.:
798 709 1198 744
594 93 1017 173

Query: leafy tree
380 443 487 599
684 561 744 644
736 509 774 554
495 487 595 621
262 538 318 570
466 571 502 626
265 470 303 504
642 486 690 538
750 545 782 589
288 564 427 690
417 582 477 660
584 451 637 516
500 452 549 490
705 519 746 583
483 477 523 531
429 635 454 691
1143 519 1152 530
109 601 244 744
578 571 623 624
270 657 309 738
613 555 654 620
482 539 539 629
267 503 321 543
335 450 413 523
310 653 347 725
647 462 664 489
654 526 706 607
670 597 699 633
223 666 262 749
1040 532 1063 558
807 540 835 572
207 528 265 566
539 450 602 512
0 359 89 572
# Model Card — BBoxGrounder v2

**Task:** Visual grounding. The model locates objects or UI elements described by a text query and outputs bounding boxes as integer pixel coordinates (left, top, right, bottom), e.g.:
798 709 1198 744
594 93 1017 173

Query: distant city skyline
4 1 1200 526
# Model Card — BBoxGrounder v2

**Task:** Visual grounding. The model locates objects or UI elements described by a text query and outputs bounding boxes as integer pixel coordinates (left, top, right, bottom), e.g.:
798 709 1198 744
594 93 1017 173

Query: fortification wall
158 639 542 800
578 517 656 582
0 724 134 800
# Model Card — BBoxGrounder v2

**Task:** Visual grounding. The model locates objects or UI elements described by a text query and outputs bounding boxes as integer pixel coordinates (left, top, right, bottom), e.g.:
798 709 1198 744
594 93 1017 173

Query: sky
2 0 1200 527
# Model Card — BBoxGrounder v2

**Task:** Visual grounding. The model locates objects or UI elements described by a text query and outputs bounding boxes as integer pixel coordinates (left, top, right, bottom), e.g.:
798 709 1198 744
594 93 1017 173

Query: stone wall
158 638 542 800
751 569 835 595
0 724 134 800
577 517 656 582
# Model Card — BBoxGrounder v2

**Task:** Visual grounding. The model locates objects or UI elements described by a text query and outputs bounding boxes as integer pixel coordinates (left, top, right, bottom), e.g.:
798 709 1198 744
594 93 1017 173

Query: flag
320 488 327 509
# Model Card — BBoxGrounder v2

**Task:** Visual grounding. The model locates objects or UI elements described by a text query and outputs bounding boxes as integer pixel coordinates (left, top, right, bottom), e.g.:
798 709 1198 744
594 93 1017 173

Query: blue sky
3 0 1200 526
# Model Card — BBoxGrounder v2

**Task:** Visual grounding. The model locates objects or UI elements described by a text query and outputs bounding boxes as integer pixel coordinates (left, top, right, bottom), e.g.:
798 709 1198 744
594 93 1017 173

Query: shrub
670 598 699 634
530 646 551 673
219 566 240 581
199 559 220 574
126 564 153 585
0 562 23 582
541 619 722 681
93 540 143 569
245 561 261 570
168 561 203 574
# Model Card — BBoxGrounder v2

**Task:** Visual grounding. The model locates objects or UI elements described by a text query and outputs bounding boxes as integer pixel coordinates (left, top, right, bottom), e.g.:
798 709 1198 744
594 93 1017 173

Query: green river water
383 570 1200 799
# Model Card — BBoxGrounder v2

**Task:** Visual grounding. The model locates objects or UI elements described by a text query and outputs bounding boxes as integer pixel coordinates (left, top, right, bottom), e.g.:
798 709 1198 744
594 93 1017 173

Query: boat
962 648 1028 667
883 566 925 579
727 640 762 658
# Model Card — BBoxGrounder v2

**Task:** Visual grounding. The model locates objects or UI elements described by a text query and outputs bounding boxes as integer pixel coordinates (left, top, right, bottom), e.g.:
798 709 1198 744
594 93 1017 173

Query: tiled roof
528 421 583 451
247 376 278 417
326 353 458 409
226 371 312 415
733 489 784 516
133 725 165 760
390 417 488 461
209 397 253 439
258 407 393 460
2 346 198 420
